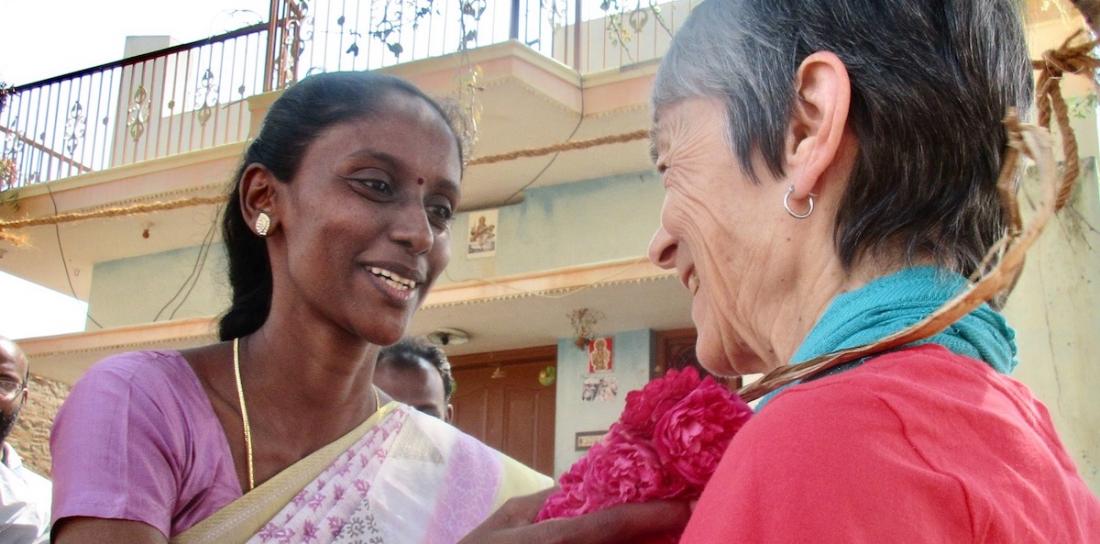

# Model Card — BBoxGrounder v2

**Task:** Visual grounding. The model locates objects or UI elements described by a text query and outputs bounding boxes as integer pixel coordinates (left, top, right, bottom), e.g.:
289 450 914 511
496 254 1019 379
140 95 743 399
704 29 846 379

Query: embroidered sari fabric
175 403 552 544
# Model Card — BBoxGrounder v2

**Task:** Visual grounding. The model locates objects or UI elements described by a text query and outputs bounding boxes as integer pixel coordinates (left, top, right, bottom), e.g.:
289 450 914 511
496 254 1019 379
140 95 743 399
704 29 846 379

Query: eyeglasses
0 379 25 401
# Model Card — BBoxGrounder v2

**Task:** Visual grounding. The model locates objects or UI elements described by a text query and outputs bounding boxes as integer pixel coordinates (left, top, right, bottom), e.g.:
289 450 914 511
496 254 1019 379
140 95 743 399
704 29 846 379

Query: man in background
0 336 50 543
376 337 455 422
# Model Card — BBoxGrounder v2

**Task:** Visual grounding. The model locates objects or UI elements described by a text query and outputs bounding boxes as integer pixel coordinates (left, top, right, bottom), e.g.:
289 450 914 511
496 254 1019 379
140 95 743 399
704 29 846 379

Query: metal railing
0 0 696 190
1 24 269 189
268 0 698 85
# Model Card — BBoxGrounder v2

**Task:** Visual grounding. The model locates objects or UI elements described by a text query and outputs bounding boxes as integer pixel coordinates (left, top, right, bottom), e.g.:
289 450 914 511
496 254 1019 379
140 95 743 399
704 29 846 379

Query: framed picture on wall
467 209 498 258
575 430 608 451
586 337 614 373
581 375 618 402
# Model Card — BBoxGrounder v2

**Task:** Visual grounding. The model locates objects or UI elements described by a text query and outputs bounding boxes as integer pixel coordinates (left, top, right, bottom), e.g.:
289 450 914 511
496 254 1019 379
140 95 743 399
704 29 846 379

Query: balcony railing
1 23 269 190
266 0 698 82
0 0 696 190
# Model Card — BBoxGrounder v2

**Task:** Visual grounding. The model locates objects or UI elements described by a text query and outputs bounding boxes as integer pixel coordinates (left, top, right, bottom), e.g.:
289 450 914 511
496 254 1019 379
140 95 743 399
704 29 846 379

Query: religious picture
467 209 498 258
582 376 619 402
597 376 618 401
582 377 600 402
587 337 614 374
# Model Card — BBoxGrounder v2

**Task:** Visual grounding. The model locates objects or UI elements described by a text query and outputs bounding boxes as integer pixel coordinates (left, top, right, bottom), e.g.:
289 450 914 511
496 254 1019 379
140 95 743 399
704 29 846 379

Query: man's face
0 339 28 443
375 355 451 421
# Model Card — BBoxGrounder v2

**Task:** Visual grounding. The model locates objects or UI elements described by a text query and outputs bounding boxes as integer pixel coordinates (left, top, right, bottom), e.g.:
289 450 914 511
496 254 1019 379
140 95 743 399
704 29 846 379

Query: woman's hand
459 489 692 544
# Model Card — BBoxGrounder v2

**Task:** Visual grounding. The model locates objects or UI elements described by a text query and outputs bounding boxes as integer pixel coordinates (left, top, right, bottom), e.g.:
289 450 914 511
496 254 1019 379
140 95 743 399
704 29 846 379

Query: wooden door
449 346 557 476
653 329 742 389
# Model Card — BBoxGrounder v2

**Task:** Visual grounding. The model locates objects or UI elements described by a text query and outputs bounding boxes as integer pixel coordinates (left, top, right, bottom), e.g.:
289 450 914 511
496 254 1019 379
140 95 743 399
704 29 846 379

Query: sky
0 0 268 86
0 271 88 340
0 0 263 340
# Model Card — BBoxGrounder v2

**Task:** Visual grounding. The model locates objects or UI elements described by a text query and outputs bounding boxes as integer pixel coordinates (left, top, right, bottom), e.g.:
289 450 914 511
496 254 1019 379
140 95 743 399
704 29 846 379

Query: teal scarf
757 266 1017 410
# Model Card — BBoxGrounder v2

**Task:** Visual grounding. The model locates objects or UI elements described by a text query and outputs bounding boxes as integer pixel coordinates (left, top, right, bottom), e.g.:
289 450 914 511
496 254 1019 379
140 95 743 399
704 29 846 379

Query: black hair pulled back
218 72 462 341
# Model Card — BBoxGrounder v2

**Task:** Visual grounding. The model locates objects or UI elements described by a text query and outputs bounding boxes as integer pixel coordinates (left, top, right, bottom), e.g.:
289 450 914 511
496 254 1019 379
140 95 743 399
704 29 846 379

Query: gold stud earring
254 212 271 237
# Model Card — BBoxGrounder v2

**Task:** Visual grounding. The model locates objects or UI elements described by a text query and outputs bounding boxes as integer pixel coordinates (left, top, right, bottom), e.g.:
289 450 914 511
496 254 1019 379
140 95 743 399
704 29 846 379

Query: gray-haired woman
464 0 1100 542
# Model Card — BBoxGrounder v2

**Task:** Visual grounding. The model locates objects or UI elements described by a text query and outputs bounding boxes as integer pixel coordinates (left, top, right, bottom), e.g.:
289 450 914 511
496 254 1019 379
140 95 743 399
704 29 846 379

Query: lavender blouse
50 351 243 538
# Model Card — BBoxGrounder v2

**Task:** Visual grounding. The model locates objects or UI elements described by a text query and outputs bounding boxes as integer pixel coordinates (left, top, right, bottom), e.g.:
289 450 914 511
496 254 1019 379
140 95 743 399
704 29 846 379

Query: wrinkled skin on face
647 98 849 376
259 93 462 348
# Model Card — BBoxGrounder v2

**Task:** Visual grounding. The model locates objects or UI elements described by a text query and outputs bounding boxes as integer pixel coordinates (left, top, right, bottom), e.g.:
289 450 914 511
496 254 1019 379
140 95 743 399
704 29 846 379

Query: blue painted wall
440 171 663 284
553 328 654 477
88 243 230 327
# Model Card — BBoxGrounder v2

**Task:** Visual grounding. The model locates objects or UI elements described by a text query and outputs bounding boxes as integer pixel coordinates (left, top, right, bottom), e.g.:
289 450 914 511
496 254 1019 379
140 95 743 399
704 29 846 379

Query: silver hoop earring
254 212 271 237
783 185 814 219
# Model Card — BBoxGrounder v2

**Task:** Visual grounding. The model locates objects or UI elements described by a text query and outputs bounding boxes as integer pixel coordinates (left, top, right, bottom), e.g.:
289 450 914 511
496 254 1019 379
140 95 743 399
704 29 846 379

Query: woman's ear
785 51 851 201
239 164 280 236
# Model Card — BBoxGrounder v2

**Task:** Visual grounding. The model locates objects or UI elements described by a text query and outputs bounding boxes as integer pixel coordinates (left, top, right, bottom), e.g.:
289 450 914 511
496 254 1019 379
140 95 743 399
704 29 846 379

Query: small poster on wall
467 209 498 258
586 337 614 374
581 375 619 402
575 430 608 451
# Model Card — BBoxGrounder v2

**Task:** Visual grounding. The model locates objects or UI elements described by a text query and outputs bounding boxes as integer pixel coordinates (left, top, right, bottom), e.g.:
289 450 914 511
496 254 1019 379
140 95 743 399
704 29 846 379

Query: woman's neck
244 303 379 411
760 255 902 369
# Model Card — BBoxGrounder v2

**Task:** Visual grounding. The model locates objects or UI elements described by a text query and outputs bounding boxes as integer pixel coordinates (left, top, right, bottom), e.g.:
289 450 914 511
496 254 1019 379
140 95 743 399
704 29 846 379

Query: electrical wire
167 214 219 320
45 184 104 329
442 78 600 295
152 204 222 322
500 78 586 205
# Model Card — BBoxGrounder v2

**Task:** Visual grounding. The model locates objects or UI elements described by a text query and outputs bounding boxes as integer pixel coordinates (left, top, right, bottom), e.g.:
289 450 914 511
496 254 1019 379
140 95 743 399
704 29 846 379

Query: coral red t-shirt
681 345 1099 543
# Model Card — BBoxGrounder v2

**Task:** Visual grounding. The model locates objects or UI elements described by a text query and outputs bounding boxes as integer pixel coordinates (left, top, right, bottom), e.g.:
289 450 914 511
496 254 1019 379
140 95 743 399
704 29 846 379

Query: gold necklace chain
232 337 381 493
232 338 255 491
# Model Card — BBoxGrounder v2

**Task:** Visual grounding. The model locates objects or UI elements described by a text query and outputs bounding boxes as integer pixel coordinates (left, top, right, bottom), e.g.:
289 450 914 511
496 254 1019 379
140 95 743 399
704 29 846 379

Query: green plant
0 81 10 116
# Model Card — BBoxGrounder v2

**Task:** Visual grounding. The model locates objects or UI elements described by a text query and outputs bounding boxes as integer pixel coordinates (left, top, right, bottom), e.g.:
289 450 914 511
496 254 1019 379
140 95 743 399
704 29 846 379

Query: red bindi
417 177 425 185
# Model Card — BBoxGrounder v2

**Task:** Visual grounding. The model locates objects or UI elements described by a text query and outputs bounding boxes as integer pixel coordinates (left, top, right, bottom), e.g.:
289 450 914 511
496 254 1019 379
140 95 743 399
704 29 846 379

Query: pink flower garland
536 367 753 541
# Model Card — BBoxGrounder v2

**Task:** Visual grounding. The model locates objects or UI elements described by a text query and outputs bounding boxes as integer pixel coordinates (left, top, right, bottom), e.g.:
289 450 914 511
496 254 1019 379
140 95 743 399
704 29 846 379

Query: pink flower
621 367 702 439
536 489 587 521
536 366 753 543
582 431 686 507
535 455 592 521
653 378 752 489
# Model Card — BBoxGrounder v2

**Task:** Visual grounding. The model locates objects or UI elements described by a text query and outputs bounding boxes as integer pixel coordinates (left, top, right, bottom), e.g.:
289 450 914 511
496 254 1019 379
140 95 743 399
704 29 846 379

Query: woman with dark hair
48 71 551 543
466 0 1100 542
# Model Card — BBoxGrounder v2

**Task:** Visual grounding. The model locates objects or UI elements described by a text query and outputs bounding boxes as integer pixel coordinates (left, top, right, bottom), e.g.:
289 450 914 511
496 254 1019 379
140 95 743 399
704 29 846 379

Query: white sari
174 403 551 544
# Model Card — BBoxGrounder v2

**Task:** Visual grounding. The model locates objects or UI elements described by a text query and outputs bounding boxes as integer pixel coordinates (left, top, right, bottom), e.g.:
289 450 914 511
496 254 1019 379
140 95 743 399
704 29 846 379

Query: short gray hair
653 0 1033 277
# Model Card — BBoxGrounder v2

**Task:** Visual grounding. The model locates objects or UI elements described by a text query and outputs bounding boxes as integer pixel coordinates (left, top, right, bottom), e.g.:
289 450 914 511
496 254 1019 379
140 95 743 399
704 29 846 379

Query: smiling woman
460 0 1100 542
643 0 1100 542
47 72 552 544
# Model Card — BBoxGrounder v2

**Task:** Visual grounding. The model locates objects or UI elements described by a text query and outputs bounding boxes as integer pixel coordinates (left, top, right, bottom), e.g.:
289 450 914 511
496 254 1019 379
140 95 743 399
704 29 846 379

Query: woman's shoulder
736 344 1048 483
715 345 1097 541
63 349 210 425
770 344 1013 408
756 344 1054 448
77 350 197 393
52 349 240 538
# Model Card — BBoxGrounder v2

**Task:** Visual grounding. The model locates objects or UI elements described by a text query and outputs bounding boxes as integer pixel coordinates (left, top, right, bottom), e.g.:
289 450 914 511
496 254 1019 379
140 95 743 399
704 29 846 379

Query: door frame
449 345 557 370
653 328 742 389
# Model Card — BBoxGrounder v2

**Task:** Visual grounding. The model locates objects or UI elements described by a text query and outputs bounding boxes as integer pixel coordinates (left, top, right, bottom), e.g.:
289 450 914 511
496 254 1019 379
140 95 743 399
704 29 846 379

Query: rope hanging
466 130 648 166
0 196 229 246
0 131 652 246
